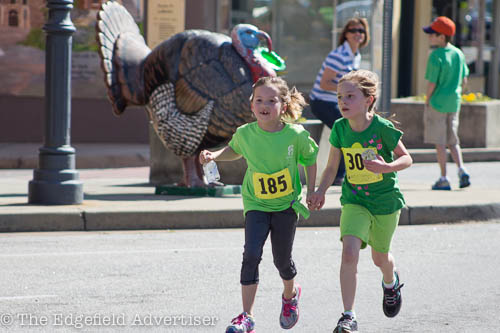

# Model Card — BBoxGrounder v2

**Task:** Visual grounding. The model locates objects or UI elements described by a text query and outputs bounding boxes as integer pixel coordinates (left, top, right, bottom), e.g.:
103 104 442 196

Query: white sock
383 272 397 289
343 310 356 319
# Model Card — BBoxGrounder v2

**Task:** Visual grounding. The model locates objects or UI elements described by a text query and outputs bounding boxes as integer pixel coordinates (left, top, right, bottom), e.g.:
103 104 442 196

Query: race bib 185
253 168 294 199
342 146 383 184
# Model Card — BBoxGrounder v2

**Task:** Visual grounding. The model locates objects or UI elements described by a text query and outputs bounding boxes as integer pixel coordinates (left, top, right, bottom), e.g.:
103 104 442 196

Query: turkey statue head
95 1 286 188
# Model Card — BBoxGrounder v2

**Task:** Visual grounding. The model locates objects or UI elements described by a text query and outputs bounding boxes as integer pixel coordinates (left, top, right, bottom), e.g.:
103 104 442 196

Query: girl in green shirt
199 76 318 332
309 70 412 332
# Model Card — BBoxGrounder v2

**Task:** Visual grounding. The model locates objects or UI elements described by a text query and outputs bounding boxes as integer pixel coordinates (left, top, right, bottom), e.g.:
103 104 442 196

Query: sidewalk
1 143 500 168
0 143 499 232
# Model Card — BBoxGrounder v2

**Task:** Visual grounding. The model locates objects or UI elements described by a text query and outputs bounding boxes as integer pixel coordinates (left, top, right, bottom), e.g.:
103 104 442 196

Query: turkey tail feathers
96 1 151 115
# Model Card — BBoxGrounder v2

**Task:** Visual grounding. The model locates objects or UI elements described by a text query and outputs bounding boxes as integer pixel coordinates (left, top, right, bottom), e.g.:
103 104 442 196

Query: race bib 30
342 146 383 184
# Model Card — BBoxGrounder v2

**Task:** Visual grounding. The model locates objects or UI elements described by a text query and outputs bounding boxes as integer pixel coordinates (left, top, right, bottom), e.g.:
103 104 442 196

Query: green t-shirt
229 122 318 217
330 114 405 215
425 44 469 113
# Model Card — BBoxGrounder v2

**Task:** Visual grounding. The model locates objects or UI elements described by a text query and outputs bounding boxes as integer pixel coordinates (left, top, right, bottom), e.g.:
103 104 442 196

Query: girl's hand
199 150 215 164
307 191 325 211
363 155 389 174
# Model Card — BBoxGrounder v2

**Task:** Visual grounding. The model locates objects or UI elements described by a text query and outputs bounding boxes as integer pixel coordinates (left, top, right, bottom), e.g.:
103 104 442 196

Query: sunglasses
347 28 366 34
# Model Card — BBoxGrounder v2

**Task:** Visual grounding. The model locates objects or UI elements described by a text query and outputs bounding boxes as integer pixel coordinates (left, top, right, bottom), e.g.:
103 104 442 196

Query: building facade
0 0 44 32
0 0 497 144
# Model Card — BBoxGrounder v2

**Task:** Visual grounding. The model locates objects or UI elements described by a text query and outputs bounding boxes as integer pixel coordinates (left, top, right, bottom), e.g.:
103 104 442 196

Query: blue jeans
310 98 345 180
240 208 298 285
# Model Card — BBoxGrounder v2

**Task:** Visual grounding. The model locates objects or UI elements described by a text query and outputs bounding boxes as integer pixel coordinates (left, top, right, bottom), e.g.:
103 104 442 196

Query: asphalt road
0 221 499 332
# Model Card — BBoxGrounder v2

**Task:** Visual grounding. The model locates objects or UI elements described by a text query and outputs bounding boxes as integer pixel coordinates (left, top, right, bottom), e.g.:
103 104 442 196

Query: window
9 10 19 27
230 0 335 92
229 0 380 93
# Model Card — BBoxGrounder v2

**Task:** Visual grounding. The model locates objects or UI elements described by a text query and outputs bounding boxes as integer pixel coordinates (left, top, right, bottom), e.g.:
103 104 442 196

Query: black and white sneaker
382 271 404 318
334 313 358 332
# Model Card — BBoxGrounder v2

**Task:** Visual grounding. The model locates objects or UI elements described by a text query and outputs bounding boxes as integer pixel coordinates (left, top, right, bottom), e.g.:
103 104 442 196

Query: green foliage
18 28 46 50
73 42 99 52
137 22 145 36
72 25 99 52
318 7 333 25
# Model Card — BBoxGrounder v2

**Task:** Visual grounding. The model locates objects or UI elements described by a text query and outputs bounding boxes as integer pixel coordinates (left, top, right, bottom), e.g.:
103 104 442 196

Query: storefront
225 0 390 94
220 0 497 98
0 0 497 144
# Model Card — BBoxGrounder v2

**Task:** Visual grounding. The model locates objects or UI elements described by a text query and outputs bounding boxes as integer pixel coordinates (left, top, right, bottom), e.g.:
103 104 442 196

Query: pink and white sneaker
280 283 302 329
225 312 255 333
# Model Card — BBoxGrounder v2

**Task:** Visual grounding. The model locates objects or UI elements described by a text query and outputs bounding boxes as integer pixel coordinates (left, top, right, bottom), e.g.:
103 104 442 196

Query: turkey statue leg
180 156 206 188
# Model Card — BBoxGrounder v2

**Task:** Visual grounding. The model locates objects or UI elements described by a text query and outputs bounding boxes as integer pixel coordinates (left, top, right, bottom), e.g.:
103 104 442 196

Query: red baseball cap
423 16 456 36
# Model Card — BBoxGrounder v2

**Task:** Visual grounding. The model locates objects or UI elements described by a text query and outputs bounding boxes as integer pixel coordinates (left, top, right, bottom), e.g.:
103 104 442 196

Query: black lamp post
28 0 83 205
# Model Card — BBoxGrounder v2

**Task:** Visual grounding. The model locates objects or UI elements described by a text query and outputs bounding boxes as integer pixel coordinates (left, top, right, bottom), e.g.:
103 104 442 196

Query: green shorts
340 204 401 253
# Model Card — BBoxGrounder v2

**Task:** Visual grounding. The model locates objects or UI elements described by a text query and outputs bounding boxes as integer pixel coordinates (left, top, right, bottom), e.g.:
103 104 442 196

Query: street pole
28 0 83 205
489 0 500 98
381 0 393 117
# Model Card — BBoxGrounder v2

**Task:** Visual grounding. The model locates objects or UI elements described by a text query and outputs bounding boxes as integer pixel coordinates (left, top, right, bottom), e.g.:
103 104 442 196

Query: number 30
346 153 365 170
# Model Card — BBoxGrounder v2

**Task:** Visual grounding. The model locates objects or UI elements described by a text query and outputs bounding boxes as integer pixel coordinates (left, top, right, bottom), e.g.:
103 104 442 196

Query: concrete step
0 143 498 170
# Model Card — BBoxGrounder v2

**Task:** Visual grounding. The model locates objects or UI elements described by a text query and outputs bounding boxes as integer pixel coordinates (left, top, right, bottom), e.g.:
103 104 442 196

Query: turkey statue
95 1 286 187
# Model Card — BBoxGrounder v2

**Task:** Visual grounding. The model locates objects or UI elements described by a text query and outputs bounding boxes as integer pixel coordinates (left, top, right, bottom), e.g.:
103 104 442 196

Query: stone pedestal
391 98 500 148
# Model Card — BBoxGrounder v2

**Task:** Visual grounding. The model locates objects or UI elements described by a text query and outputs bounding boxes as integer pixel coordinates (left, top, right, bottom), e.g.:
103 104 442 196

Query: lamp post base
28 173 83 205
28 148 83 205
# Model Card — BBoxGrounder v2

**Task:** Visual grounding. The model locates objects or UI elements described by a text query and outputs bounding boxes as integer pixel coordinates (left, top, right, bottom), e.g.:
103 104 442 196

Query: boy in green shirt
423 16 471 190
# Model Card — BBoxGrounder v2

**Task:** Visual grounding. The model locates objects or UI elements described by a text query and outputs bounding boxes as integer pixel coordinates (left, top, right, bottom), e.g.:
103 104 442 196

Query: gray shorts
423 105 460 145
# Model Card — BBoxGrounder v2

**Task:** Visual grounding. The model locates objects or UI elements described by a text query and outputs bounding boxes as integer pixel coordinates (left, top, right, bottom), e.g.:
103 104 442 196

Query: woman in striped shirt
309 17 370 184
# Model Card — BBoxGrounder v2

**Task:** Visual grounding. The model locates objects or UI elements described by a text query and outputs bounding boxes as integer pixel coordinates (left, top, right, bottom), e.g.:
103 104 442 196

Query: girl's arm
304 163 317 201
199 146 241 164
363 140 413 174
308 146 342 210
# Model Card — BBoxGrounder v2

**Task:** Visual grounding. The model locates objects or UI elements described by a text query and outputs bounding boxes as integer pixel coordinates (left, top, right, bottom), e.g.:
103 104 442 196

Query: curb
1 203 499 232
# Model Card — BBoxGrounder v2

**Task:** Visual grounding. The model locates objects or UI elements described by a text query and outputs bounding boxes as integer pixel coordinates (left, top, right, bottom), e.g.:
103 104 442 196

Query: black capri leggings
240 207 298 285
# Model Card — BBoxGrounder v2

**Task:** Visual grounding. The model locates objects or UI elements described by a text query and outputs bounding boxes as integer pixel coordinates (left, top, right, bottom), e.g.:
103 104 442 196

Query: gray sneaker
334 313 358 332
280 284 301 329
432 178 451 190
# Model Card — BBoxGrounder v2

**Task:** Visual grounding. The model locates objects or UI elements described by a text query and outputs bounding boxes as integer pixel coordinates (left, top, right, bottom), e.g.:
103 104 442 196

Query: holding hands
307 190 326 211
